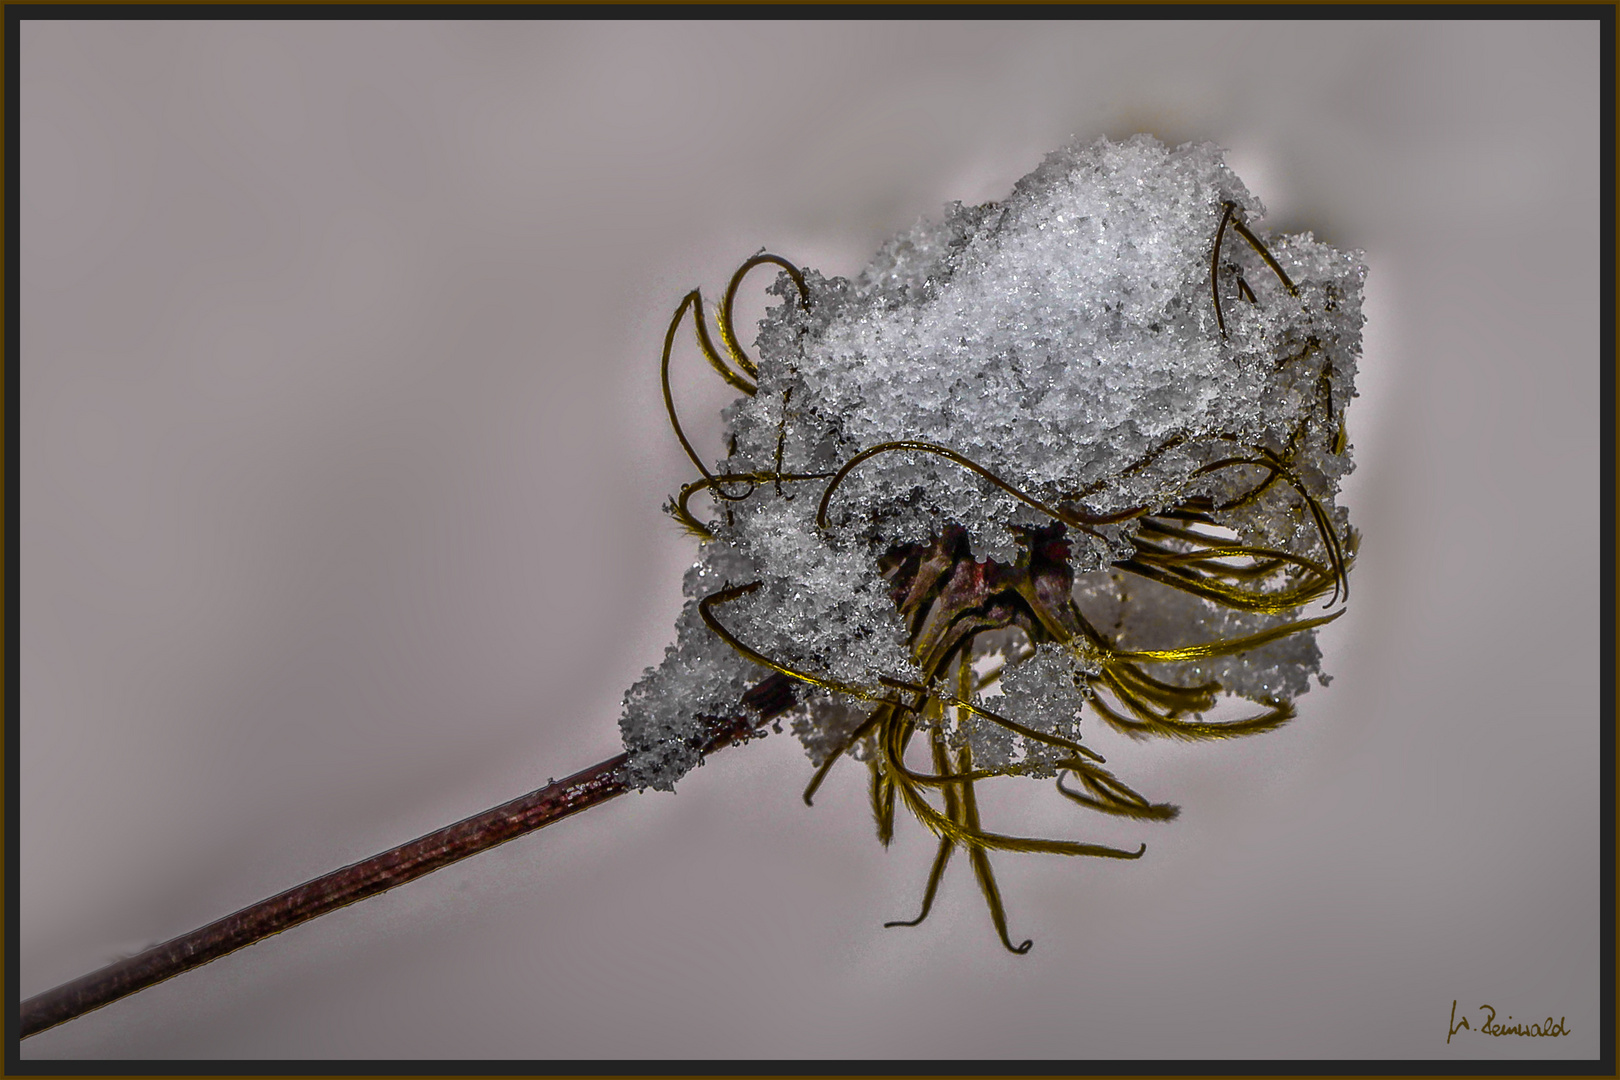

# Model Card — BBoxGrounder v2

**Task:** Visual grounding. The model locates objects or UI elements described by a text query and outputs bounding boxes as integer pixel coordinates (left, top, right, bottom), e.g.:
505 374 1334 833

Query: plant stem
20 678 794 1040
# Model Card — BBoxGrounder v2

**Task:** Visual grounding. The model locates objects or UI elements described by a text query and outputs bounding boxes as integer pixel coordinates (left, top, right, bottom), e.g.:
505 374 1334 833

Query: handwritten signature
1448 1000 1569 1044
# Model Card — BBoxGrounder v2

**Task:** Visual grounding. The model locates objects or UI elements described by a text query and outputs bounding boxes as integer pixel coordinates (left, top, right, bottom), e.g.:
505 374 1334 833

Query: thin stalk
21 686 791 1040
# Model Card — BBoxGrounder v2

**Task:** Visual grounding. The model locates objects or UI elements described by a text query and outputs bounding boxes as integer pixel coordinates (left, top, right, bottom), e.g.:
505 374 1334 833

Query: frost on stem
619 135 1364 949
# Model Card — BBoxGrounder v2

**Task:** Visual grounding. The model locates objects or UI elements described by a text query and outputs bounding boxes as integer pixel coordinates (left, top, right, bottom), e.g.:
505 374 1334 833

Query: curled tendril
1231 214 1300 296
669 470 835 541
716 252 810 381
1092 672 1298 742
661 293 739 485
816 440 1113 537
1192 448 1351 606
1210 203 1235 336
1056 762 1180 820
698 581 898 704
1210 200 1300 338
660 254 808 488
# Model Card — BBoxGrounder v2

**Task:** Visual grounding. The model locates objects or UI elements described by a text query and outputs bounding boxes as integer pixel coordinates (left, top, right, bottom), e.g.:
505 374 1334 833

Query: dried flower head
621 135 1364 952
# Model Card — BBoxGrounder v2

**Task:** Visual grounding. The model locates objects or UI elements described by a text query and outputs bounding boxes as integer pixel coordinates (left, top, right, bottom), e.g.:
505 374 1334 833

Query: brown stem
20 678 795 1040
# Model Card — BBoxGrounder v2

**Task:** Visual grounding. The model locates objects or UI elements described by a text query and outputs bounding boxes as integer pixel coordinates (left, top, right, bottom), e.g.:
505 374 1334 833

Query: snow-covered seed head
620 135 1363 952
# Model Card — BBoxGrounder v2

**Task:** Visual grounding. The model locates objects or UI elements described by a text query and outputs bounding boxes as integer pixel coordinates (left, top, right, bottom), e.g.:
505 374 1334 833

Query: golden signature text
1448 1000 1569 1044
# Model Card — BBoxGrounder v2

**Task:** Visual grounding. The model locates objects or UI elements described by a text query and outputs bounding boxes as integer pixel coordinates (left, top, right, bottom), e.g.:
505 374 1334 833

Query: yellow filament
1106 609 1342 664
1094 671 1297 742
1116 558 1334 614
956 735 1034 954
882 723 958 929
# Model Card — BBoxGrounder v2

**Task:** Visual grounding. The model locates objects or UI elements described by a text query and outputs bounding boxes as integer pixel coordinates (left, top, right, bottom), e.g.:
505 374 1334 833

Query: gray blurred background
19 19 1600 1060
